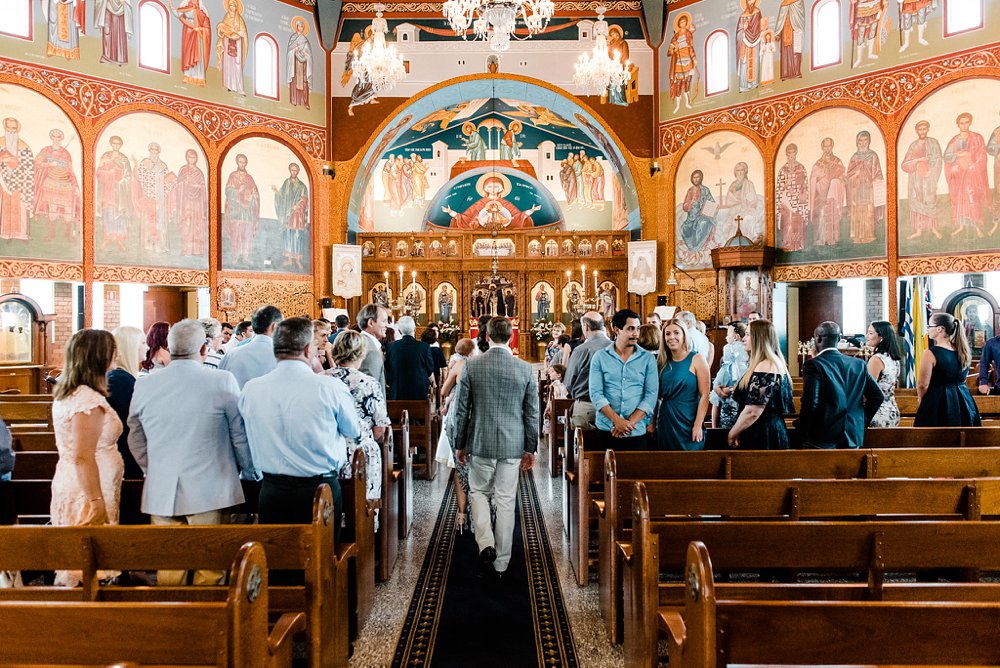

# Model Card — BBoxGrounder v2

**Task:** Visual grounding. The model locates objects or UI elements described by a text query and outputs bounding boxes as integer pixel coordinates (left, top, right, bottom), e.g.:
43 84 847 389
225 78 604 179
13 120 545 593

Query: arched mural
220 137 311 274
897 78 1000 259
95 112 208 270
673 130 765 270
774 107 888 266
0 84 83 263
348 78 641 237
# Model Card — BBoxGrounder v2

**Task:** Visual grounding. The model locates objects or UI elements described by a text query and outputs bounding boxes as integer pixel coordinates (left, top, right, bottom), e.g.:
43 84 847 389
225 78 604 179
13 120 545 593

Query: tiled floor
348 437 624 667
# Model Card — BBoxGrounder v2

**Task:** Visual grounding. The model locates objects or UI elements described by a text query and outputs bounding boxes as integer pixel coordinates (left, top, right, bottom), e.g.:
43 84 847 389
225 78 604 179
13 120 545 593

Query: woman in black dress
727 319 794 450
915 312 981 426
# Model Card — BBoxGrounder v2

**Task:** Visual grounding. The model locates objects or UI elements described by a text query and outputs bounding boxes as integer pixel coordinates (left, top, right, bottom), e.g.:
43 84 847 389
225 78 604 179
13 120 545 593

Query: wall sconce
649 160 661 177
322 164 335 180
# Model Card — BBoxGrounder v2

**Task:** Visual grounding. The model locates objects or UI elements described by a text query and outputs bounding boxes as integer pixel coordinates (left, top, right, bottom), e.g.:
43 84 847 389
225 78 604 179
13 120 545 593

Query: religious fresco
433 282 457 323
560 280 587 324
402 280 427 324
659 0 995 122
531 281 555 321
221 136 310 274
94 112 208 270
897 78 1000 259
0 0 323 125
0 84 83 263
673 130 765 270
774 107 888 266
349 85 642 237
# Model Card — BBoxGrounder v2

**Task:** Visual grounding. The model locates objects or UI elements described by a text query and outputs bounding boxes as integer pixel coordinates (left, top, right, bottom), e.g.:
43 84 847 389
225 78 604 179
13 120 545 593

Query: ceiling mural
349 80 641 236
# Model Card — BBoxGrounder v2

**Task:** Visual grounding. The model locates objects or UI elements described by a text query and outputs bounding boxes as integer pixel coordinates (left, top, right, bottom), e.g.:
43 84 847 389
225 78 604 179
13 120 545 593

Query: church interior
3 0 1000 665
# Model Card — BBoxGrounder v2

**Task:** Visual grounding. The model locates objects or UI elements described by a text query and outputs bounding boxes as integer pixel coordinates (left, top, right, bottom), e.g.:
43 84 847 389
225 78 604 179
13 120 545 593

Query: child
710 323 749 429
543 364 568 436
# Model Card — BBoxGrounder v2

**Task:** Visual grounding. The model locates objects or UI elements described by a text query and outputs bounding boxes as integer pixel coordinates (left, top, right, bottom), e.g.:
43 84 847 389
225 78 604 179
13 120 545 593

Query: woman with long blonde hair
727 319 794 449
914 312 981 426
107 326 146 479
655 318 711 450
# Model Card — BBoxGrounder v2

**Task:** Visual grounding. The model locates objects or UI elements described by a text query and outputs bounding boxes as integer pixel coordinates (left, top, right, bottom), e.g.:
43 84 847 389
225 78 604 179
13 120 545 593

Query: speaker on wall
320 297 333 309
657 295 668 306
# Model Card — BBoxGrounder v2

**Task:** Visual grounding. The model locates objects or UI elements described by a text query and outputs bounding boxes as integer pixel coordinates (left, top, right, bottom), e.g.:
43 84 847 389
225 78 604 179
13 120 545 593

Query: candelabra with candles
564 264 603 313
383 266 419 316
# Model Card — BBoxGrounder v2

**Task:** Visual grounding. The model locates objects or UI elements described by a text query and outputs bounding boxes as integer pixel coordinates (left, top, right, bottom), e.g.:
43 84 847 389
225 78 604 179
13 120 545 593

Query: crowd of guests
546 307 983 453
8 296 989 587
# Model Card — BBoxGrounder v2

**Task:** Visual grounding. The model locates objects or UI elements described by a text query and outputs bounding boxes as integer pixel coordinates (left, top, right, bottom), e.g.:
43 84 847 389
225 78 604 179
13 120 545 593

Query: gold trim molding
773 260 889 282
898 253 1000 276
342 1 641 11
0 260 83 281
93 266 210 286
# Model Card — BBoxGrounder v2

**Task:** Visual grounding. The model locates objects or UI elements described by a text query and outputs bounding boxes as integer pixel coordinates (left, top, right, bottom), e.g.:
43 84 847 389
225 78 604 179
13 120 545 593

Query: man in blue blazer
128 319 258 585
794 321 884 449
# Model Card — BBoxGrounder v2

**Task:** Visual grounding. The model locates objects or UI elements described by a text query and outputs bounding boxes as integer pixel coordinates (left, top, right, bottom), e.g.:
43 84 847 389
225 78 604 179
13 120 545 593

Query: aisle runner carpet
391 472 578 667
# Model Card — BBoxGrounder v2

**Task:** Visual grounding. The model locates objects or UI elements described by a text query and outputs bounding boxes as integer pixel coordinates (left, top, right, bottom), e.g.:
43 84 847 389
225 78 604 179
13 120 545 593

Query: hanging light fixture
573 6 630 95
352 4 407 95
442 0 555 53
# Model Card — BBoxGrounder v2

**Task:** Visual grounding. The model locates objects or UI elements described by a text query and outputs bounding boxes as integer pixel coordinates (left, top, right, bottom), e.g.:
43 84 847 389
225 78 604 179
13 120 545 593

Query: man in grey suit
452 317 538 578
219 304 283 388
563 311 611 429
128 319 258 586
357 303 389 393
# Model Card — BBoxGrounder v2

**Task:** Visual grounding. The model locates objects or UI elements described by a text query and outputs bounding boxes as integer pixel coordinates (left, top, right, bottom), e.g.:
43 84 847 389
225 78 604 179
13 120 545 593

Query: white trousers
469 456 520 573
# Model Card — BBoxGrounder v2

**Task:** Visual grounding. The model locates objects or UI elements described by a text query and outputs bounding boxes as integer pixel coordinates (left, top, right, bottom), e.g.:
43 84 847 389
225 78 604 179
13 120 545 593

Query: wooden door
797 283 842 339
143 287 184 331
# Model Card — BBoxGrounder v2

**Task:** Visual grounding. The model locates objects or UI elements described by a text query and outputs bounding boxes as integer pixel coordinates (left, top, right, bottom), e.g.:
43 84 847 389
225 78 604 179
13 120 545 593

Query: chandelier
573 6 630 95
352 4 407 95
442 0 555 53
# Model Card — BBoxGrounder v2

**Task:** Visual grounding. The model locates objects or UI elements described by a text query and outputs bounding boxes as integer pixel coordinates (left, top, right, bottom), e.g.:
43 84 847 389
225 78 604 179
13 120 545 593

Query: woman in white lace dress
866 320 902 428
436 338 475 532
51 329 124 586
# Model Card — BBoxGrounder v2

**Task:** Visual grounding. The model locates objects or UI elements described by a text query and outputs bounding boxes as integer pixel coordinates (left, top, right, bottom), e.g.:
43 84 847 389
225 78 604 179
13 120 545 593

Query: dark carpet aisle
391 472 578 667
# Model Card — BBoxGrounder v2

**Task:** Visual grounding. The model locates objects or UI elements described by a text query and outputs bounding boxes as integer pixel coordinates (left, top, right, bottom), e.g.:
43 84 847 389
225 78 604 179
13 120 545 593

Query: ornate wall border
658 44 1000 157
342 1 642 11
898 253 1000 277
0 260 83 282
0 60 327 159
773 260 890 283
92 266 210 287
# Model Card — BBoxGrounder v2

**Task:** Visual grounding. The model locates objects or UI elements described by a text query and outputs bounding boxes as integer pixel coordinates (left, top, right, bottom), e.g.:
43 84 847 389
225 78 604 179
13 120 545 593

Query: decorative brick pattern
865 279 884 329
51 282 75 366
103 285 121 332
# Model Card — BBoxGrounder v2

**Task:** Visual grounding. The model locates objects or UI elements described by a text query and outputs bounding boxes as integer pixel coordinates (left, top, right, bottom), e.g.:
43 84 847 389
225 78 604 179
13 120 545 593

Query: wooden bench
547 396 574 478
537 371 550 439
0 400 53 430
0 541 305 668
658 537 1000 668
387 399 439 480
9 430 55 451
601 470 1000 642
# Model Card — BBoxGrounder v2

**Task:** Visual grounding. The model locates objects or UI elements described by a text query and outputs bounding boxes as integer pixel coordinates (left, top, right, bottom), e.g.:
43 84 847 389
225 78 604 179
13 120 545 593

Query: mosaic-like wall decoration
897 77 1000 259
774 107 888 266
673 130 765 270
221 135 311 274
94 112 209 270
0 83 83 263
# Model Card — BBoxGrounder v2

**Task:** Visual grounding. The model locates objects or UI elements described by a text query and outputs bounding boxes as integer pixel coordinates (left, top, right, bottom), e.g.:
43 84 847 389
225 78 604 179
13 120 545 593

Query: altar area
357 229 631 361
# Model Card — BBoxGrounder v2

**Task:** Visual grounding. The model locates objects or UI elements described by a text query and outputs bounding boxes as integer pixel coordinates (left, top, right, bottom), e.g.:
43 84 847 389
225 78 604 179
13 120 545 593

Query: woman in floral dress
866 320 901 428
326 331 390 526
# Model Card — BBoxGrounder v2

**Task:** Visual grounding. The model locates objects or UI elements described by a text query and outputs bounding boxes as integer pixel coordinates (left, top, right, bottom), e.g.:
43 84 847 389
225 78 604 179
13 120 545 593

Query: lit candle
593 270 598 296
398 265 404 295
565 270 571 287
581 265 586 298
383 271 390 299
411 270 416 292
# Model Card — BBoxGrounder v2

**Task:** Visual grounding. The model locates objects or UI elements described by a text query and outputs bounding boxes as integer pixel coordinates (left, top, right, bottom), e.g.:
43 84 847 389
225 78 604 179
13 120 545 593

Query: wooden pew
393 411 414 541
602 471 1000 642
9 430 55 451
659 538 1000 668
9 450 58 479
0 400 52 430
537 371 549 439
546 396 574 478
0 541 305 668
387 399 438 480
379 423 403 582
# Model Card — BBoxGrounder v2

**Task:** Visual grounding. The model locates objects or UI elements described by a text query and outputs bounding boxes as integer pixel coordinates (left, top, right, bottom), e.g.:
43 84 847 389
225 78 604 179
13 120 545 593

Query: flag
901 279 916 388
912 277 930 386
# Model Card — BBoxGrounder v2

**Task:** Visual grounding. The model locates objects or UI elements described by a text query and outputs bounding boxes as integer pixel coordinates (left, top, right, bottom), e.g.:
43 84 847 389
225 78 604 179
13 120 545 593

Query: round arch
346 74 642 234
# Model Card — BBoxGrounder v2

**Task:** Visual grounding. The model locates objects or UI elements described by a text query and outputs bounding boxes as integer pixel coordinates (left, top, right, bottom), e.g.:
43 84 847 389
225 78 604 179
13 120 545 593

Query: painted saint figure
776 143 809 252
273 163 309 271
899 0 934 53
411 154 429 203
901 120 943 240
760 31 776 85
850 0 889 67
809 137 846 246
216 0 249 95
223 153 260 267
774 0 804 80
94 0 134 66
441 174 541 230
560 158 578 209
667 12 698 112
96 135 132 250
535 287 551 320
462 122 487 161
174 148 208 257
0 118 34 241
438 286 453 322
845 130 883 244
33 129 81 241
736 0 764 92
680 169 717 251
987 113 1000 236
605 25 631 106
42 0 85 60
943 112 990 237
132 142 176 254
172 0 212 86
721 161 761 240
343 27 377 116
500 121 522 165
287 17 313 109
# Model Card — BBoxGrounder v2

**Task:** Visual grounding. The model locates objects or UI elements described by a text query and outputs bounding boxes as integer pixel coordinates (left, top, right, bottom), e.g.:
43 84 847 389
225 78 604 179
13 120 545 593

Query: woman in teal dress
915 312 982 427
727 319 794 450
656 319 711 450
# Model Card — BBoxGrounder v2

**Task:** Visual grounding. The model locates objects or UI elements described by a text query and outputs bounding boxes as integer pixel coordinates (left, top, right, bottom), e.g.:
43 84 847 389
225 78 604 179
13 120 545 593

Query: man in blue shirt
978 334 1000 395
588 308 658 450
220 305 282 389
239 317 360 541
328 314 350 344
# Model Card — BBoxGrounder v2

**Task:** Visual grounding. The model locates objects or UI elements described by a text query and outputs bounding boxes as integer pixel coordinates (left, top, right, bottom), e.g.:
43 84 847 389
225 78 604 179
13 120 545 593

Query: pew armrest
618 542 633 565
337 542 358 562
565 471 575 484
268 612 307 664
660 610 686 647
593 499 605 517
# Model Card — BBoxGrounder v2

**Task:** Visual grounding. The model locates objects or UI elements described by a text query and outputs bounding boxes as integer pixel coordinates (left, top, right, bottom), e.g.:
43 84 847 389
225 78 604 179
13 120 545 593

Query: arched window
944 0 983 36
0 0 32 40
138 0 169 73
811 0 841 69
254 34 280 100
705 30 729 96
